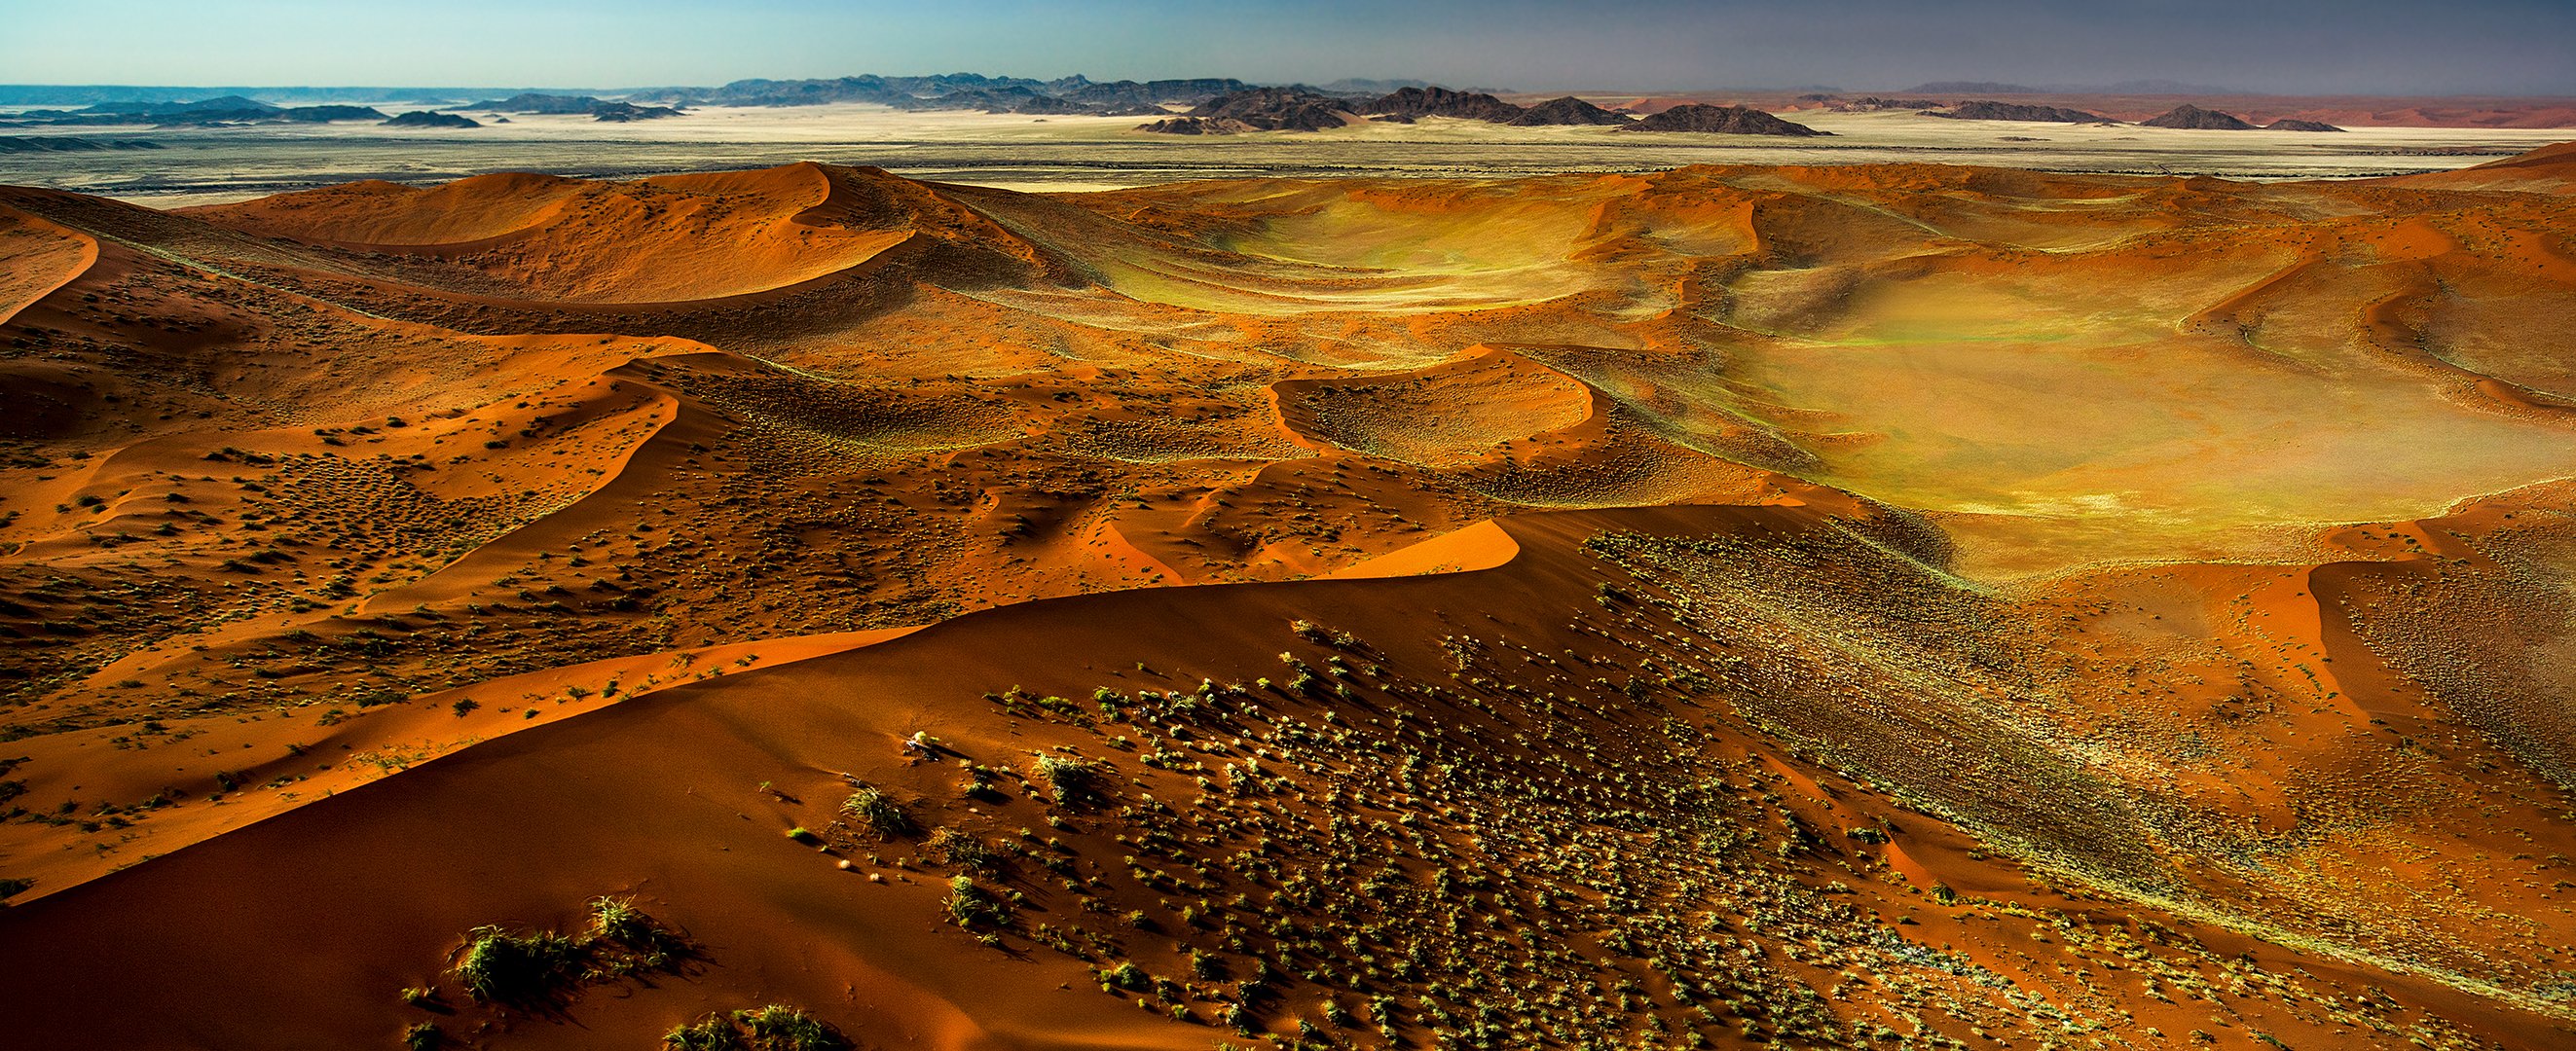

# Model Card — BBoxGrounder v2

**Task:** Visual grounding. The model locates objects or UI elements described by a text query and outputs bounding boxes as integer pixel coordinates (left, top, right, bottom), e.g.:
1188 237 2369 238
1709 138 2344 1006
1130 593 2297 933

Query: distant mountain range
1137 88 1830 136
4 96 388 127
1905 79 2246 95
0 73 2388 139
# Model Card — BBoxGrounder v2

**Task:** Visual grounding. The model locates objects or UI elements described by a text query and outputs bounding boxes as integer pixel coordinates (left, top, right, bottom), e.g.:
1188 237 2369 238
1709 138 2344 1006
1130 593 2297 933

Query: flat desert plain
6 100 2575 206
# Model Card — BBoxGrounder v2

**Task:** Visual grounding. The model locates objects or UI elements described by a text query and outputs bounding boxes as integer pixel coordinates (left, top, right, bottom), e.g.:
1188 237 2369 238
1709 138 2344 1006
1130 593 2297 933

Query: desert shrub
840 786 911 839
926 827 997 871
664 1015 746 1051
402 1022 444 1051
452 925 581 1003
587 895 679 965
735 1005 845 1051
1031 753 1099 805
945 874 1008 926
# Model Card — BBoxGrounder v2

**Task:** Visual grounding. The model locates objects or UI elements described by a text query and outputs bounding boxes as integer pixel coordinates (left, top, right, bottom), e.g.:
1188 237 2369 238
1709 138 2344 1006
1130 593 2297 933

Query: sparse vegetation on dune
0 146 2573 1050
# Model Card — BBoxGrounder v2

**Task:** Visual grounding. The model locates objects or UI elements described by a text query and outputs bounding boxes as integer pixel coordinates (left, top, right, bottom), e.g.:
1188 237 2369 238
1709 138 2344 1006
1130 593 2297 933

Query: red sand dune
2 147 2575 1048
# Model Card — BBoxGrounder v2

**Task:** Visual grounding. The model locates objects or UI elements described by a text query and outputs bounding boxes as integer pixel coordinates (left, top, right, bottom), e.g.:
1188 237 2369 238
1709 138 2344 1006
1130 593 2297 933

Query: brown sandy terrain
0 144 2572 1049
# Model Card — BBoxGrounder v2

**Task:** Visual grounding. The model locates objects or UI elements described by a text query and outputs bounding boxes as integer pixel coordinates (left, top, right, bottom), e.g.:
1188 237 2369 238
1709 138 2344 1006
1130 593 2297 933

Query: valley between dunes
1 144 2574 1050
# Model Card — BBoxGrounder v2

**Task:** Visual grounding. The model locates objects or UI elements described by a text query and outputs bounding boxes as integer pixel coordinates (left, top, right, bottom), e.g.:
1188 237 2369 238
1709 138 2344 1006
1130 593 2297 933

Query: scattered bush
664 1015 746 1051
452 924 581 1003
926 826 997 871
945 874 1008 926
736 1005 845 1051
840 786 911 839
1031 753 1100 805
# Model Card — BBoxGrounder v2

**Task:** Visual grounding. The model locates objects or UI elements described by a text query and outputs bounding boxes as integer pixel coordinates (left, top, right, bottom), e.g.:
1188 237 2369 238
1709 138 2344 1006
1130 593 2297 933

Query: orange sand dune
0 204 94 326
4 504 2572 1049
2384 138 2576 194
5 145 2576 1049
185 163 1067 303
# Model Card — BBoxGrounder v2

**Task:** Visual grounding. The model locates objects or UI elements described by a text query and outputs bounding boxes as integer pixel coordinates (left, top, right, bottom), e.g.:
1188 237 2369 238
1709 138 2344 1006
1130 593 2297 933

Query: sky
3 0 2571 95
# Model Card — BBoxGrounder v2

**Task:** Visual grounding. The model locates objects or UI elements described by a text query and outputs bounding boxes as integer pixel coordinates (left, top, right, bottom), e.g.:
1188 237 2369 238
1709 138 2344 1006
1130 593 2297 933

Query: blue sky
4 0 2570 94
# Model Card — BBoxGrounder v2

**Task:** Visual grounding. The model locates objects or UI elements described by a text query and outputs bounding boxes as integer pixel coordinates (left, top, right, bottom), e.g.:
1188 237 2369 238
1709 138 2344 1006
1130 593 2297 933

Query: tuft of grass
926 827 997 871
664 1015 746 1051
944 874 1008 927
402 1021 444 1051
1102 960 1151 992
451 925 581 1003
587 895 681 970
735 1004 846 1051
1030 753 1099 805
840 786 912 839
587 895 652 946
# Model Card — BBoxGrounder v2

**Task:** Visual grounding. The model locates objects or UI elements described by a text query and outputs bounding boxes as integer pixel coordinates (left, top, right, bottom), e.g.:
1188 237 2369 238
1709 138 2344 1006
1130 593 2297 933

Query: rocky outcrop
591 101 685 123
1621 104 1828 136
1061 79 1250 108
1930 100 2110 123
19 96 383 127
1504 96 1632 127
2141 104 2257 130
2263 118 2345 132
463 93 603 115
1137 88 1359 133
1833 96 1943 112
1365 87 1524 124
1136 117 1217 134
0 136 163 152
383 111 480 129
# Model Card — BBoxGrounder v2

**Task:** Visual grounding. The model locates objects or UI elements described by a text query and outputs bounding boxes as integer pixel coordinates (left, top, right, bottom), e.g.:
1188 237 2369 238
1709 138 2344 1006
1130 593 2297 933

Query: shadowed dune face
1 150 2575 1049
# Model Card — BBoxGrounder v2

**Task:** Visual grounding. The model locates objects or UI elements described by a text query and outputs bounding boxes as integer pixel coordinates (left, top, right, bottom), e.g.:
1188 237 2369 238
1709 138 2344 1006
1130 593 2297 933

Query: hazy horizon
5 0 2573 97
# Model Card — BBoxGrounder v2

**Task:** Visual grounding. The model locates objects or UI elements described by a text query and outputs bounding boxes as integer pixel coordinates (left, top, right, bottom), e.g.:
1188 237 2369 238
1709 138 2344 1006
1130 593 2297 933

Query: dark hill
0 136 162 153
1835 95 1943 111
1622 104 1828 136
383 111 480 128
1062 78 1249 107
275 105 387 123
1931 100 2110 124
1504 95 1631 127
2141 104 2257 130
463 92 602 115
1365 87 1524 124
25 96 381 127
1139 88 1357 133
2264 118 2346 132
590 101 684 122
